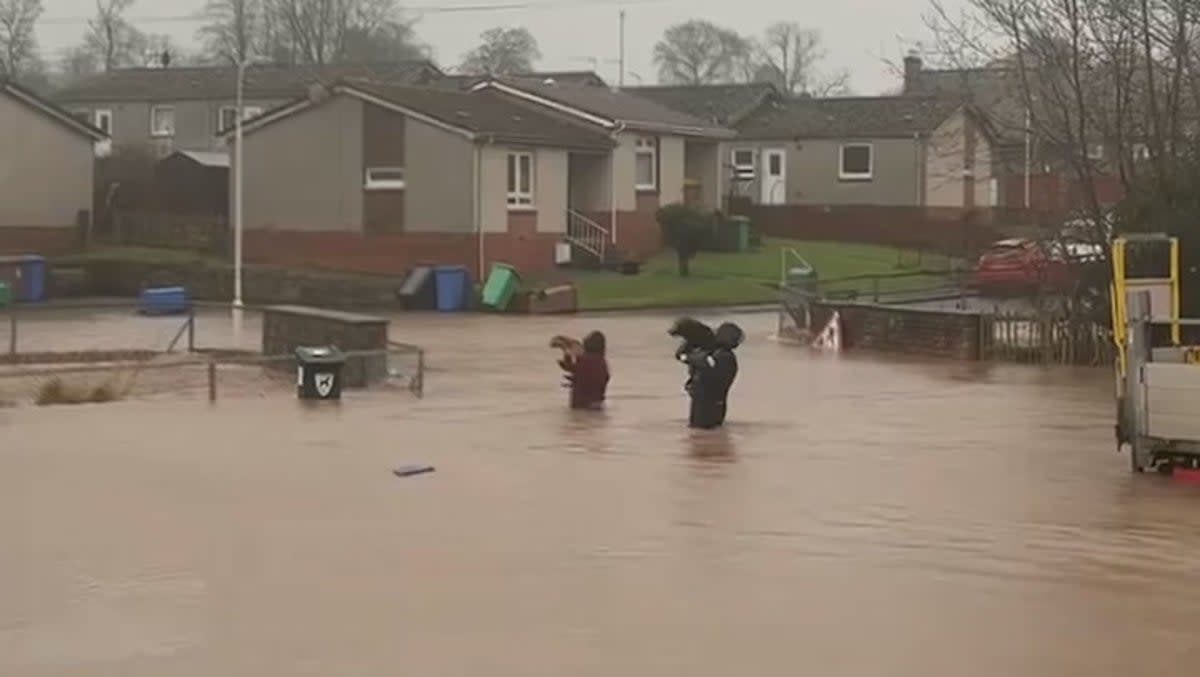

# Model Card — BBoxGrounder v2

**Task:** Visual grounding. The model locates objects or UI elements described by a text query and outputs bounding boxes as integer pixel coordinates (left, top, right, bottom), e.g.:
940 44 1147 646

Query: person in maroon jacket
558 330 610 409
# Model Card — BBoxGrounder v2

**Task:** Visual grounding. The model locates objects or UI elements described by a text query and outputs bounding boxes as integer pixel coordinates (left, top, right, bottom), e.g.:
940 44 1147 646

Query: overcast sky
34 0 958 93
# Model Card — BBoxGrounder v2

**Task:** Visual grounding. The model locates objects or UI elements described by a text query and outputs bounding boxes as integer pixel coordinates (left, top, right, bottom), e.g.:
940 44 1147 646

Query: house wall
925 112 966 207
63 98 283 154
239 95 364 232
479 145 508 233
0 92 95 234
613 133 638 211
403 116 475 233
925 111 996 208
721 138 923 206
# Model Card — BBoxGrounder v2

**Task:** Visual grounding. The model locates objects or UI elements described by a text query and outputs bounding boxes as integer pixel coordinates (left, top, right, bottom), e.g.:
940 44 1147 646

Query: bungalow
53 61 443 157
0 80 107 254
225 80 616 276
725 95 996 209
470 77 735 259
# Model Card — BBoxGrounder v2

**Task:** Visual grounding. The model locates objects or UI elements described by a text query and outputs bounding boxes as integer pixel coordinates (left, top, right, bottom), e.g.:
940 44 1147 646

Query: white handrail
566 209 610 261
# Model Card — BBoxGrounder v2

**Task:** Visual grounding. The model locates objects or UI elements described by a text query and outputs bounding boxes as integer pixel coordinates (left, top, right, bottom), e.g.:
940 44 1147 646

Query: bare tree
198 0 261 65
458 26 540 75
653 20 751 85
754 22 849 95
0 0 42 79
264 0 421 64
85 0 141 71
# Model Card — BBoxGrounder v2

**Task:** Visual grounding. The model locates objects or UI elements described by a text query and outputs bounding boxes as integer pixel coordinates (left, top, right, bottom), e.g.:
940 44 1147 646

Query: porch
561 139 720 267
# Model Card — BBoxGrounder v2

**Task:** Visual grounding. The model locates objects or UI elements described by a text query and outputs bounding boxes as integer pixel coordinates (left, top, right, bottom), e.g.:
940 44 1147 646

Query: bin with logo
295 345 346 400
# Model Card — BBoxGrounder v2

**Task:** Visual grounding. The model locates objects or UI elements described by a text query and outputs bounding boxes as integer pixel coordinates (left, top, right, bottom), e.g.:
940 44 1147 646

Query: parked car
971 238 1094 294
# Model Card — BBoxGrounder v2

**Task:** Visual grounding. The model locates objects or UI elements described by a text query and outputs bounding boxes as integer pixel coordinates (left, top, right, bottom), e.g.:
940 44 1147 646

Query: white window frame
1087 143 1104 160
506 151 534 209
94 109 113 135
150 105 175 137
731 148 756 179
364 167 406 191
839 143 873 181
219 105 265 132
634 136 657 191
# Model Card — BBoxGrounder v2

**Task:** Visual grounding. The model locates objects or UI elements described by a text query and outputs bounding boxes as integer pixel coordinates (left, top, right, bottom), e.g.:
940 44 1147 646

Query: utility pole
618 9 626 88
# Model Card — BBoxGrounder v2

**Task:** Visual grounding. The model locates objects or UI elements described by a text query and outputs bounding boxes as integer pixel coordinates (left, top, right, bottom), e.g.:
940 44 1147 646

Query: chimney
903 51 922 94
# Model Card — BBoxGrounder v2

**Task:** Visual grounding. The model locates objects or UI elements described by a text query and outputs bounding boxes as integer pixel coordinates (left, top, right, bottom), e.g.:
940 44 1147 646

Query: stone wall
812 300 985 361
261 305 390 388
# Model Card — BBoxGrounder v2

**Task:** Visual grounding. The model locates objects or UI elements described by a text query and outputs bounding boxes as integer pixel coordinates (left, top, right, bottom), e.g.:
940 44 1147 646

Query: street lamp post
234 57 246 309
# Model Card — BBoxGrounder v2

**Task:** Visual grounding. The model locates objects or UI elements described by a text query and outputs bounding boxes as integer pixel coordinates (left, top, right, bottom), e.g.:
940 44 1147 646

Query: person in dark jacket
558 330 610 409
680 322 743 429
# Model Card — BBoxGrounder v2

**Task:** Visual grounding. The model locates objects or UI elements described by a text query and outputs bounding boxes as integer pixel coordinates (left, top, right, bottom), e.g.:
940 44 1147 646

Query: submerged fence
0 301 425 406
784 271 1116 367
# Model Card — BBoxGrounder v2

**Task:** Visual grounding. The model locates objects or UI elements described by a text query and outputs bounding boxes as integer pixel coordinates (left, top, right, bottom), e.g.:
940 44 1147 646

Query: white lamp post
234 57 247 310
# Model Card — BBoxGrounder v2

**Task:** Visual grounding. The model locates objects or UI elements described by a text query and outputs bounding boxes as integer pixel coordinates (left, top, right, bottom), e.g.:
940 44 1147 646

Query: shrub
656 203 712 277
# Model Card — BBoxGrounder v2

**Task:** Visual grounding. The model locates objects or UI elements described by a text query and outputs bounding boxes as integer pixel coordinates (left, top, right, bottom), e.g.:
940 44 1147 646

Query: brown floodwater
3 308 1200 676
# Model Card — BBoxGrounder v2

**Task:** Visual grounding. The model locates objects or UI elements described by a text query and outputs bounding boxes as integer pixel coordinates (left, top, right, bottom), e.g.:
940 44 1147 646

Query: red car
971 238 1084 294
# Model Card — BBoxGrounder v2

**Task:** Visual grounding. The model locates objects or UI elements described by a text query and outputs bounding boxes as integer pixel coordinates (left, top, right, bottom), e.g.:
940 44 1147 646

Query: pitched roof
51 61 443 103
472 77 734 138
234 80 614 151
2 79 108 141
437 71 608 90
734 95 965 140
903 67 1026 144
624 83 778 125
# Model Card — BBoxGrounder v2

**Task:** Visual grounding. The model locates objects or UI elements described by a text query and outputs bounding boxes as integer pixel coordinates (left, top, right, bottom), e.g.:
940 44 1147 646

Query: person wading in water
673 321 743 429
557 330 610 410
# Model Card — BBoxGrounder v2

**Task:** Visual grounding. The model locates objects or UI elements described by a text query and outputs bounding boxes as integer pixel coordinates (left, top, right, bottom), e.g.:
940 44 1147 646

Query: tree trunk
677 251 690 277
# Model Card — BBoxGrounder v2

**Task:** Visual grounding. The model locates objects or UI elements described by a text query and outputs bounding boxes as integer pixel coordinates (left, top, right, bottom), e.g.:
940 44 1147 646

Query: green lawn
571 239 959 310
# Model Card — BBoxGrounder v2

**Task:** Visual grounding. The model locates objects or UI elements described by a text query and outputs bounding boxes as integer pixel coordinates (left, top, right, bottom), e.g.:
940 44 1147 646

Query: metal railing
566 209 609 261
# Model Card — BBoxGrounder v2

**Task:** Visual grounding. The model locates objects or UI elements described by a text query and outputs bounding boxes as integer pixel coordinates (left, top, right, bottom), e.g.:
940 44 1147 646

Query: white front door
760 148 787 204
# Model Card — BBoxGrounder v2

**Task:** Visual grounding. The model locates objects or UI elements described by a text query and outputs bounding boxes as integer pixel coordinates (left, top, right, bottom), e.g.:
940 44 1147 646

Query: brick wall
0 226 81 255
738 204 1023 259
813 300 985 360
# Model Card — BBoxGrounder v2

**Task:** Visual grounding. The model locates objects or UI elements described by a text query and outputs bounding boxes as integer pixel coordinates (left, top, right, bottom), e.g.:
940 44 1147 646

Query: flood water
3 309 1200 675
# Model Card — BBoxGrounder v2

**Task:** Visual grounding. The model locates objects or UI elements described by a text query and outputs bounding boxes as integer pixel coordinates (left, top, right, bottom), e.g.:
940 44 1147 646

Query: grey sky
35 0 954 93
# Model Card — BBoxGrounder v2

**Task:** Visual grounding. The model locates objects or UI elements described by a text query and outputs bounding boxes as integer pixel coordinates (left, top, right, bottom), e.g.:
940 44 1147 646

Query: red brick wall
0 227 81 255
1002 173 1126 212
244 211 562 278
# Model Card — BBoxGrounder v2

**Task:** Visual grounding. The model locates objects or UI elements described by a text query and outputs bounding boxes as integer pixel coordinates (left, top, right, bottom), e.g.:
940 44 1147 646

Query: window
839 143 873 180
506 152 534 207
150 106 175 137
1087 143 1104 160
731 148 755 179
365 167 405 190
94 109 113 135
219 105 265 132
634 136 656 190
